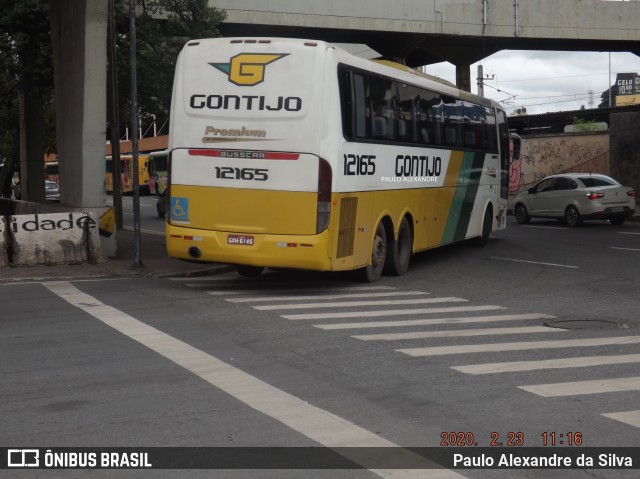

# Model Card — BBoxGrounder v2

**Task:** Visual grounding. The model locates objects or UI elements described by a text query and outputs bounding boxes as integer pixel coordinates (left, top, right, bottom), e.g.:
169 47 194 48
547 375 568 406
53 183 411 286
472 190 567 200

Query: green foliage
598 84 619 109
0 0 55 170
111 0 226 140
571 116 603 132
0 0 226 158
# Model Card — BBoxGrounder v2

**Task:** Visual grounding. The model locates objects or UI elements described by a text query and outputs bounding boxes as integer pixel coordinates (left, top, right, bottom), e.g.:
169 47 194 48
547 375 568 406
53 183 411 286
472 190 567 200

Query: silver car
514 173 636 226
45 180 60 201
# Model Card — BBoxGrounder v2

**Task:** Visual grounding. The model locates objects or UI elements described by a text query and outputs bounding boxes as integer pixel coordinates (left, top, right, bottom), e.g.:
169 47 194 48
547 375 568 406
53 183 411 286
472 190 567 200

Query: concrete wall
509 132 609 194
610 111 640 196
0 212 104 267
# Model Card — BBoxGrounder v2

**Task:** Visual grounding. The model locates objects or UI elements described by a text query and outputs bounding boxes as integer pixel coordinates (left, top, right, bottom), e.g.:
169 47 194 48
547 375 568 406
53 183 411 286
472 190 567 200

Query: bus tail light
316 158 332 233
585 192 605 200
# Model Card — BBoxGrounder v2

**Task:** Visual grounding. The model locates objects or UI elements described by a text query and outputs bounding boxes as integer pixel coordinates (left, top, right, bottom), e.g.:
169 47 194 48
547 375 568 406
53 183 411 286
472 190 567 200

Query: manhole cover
545 319 629 330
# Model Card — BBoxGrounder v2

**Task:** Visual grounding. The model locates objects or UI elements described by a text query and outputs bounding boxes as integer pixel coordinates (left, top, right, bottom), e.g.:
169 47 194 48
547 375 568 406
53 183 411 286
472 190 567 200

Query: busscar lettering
395 155 441 177
219 150 266 159
190 94 302 111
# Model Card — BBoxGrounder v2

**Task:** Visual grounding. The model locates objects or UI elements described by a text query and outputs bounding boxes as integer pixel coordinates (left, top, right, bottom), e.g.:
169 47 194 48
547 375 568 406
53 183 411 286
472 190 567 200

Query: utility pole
129 0 143 268
477 65 495 97
107 0 123 230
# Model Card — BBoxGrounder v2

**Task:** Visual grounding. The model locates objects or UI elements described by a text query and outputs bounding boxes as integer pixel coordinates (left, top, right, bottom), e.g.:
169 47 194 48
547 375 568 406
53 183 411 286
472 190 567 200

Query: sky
422 50 640 115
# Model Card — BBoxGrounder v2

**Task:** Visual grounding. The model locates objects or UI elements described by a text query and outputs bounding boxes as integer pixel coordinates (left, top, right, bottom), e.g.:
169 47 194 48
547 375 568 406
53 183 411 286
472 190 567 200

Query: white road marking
283 305 505 321
203 286 397 295
611 247 640 252
353 326 565 341
518 377 640 397
43 281 462 478
522 225 568 230
601 410 640 428
619 232 640 235
254 297 465 311
491 256 579 269
398 336 640 357
452 354 640 375
227 291 429 303
315 313 555 331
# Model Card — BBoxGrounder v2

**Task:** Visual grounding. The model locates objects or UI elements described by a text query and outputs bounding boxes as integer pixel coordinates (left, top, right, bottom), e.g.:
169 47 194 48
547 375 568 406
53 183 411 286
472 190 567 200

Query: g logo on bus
210 53 289 86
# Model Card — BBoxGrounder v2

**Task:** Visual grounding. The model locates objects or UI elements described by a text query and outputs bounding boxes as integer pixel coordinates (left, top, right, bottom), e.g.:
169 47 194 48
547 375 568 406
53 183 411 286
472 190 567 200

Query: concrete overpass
212 0 640 91
25 0 640 212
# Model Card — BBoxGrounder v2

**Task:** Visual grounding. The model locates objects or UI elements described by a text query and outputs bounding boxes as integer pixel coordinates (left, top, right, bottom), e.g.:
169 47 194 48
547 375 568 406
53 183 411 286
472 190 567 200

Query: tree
0 0 226 196
110 0 226 141
598 83 619 109
0 0 55 198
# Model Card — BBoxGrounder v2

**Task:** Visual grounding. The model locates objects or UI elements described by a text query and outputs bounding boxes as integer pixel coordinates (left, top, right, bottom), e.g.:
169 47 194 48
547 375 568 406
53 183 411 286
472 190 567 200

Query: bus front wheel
361 222 387 283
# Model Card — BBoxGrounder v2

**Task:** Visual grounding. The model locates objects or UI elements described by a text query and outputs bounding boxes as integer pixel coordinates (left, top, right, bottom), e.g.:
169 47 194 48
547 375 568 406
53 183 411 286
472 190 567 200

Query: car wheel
384 217 412 276
564 205 582 227
236 265 264 277
361 222 387 282
515 203 530 224
610 218 625 226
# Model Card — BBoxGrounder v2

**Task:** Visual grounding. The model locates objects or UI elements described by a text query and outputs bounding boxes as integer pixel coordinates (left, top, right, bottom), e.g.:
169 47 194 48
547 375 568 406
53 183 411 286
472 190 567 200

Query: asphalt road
2 216 639 478
106 194 166 234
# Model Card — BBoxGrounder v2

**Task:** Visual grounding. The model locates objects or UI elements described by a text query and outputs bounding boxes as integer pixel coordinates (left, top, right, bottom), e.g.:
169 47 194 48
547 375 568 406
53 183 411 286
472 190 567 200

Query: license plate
611 207 624 213
227 234 254 246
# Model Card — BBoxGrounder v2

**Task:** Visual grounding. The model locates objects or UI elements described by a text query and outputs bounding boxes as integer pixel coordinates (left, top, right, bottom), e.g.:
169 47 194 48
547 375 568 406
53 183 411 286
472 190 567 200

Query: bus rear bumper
166 225 332 271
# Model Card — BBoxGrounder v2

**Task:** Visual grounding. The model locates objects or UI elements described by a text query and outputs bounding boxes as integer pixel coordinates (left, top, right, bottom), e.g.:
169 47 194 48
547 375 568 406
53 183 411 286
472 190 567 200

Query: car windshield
579 176 617 187
45 182 57 190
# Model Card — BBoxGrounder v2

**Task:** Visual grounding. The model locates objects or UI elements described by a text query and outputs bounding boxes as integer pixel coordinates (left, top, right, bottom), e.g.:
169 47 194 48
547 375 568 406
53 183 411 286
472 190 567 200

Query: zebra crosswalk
170 274 640 430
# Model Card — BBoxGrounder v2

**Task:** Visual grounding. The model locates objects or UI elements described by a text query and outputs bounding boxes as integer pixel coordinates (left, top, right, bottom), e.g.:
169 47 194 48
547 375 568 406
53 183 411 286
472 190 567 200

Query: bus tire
471 206 492 247
384 217 412 276
360 222 387 283
236 265 264 277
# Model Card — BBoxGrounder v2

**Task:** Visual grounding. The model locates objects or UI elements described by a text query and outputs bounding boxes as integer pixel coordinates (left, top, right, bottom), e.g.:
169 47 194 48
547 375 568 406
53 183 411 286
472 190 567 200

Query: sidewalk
0 228 234 284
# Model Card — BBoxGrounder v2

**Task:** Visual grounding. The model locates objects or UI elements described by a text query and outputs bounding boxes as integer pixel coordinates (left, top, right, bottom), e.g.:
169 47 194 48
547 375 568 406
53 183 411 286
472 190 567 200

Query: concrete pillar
49 0 108 208
455 62 472 93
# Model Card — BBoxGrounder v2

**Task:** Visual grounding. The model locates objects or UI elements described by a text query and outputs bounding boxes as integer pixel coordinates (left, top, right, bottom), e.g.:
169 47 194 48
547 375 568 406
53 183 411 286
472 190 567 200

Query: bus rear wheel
361 222 387 283
384 217 411 276
236 265 264 277
471 206 493 247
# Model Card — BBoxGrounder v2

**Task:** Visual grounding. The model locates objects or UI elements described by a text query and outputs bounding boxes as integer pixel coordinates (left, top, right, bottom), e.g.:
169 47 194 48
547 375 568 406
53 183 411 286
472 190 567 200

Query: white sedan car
514 173 636 226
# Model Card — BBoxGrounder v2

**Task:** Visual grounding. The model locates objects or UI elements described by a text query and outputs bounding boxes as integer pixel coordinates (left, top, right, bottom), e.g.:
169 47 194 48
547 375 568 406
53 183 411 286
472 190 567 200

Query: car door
527 177 555 215
546 176 577 216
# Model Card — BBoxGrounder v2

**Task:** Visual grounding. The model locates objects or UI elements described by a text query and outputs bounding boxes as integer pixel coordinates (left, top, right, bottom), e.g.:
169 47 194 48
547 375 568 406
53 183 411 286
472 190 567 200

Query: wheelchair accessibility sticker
170 197 190 224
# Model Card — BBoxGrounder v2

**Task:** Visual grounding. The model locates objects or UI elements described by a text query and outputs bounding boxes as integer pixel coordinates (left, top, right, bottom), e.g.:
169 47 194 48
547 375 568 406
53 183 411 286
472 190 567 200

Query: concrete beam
212 0 640 73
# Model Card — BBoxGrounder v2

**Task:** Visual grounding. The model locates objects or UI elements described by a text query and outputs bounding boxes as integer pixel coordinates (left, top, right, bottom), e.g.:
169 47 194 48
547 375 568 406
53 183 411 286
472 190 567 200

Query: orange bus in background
105 154 150 195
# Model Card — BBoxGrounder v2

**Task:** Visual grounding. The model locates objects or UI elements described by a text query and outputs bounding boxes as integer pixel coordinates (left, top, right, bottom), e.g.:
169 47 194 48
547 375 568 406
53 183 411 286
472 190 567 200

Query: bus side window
353 73 369 139
369 75 397 141
397 83 417 143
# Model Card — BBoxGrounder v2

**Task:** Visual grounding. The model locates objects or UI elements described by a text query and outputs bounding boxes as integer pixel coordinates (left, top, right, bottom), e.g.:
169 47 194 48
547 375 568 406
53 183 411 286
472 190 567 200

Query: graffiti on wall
508 133 609 193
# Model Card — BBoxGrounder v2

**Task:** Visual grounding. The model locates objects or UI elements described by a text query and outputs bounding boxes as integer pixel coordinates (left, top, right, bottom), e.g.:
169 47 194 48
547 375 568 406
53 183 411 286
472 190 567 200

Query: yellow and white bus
166 38 514 281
